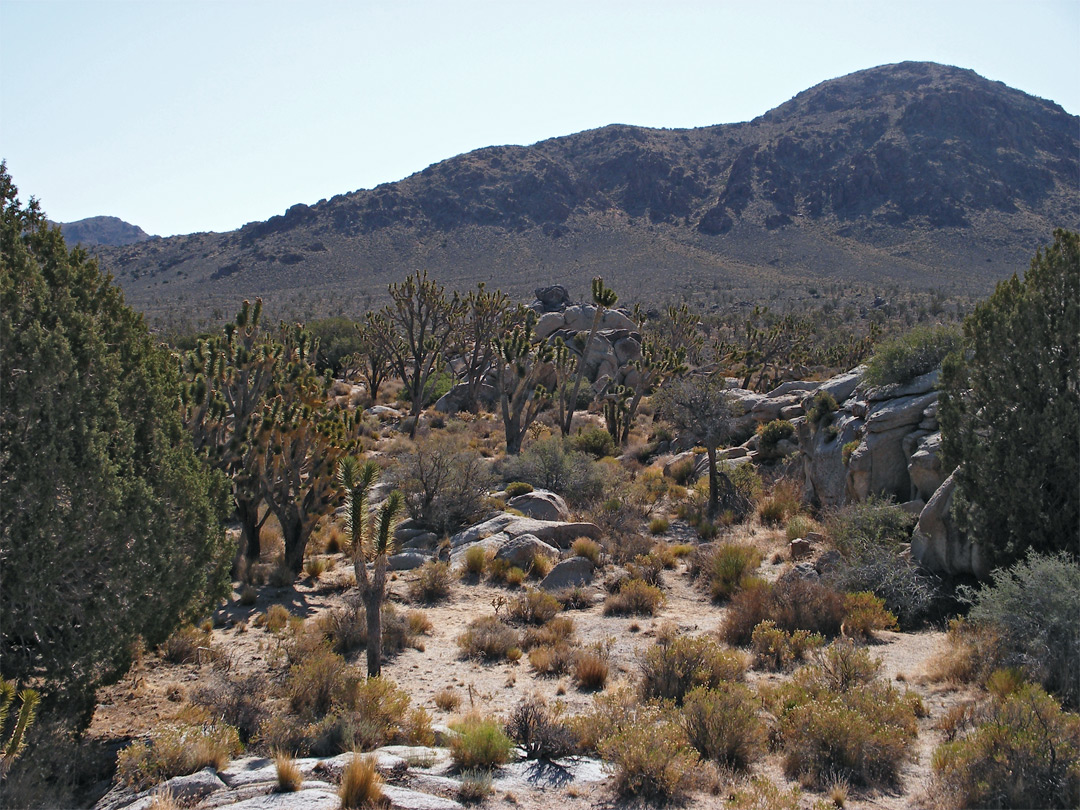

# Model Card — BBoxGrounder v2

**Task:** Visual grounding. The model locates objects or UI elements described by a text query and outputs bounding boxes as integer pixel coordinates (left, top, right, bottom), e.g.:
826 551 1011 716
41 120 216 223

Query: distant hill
55 216 156 247
94 61 1079 324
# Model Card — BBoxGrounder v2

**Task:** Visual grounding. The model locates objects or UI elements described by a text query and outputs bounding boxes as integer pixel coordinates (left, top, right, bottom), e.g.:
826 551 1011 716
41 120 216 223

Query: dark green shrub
570 426 617 459
931 683 1080 809
862 324 962 388
449 714 515 769
641 635 746 704
504 481 534 498
806 390 839 425
682 683 765 769
826 497 915 557
962 551 1080 708
757 419 795 455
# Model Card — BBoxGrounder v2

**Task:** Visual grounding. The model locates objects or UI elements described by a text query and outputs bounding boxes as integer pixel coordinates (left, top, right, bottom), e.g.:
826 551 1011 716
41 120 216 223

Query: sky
2 0 1078 237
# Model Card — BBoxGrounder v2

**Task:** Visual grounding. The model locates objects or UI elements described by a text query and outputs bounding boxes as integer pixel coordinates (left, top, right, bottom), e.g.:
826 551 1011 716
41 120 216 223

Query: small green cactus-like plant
0 678 40 777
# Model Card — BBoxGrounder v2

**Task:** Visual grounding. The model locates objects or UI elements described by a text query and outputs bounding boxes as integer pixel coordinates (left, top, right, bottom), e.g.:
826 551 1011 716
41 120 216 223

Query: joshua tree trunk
237 496 262 562
363 560 388 677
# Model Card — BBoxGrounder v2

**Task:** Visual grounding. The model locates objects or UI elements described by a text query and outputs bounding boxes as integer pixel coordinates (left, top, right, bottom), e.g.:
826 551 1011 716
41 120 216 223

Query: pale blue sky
2 0 1077 236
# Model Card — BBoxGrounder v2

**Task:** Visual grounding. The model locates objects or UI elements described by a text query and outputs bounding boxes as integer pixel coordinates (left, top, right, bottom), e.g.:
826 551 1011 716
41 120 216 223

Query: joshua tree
560 277 618 435
493 311 555 454
338 458 404 677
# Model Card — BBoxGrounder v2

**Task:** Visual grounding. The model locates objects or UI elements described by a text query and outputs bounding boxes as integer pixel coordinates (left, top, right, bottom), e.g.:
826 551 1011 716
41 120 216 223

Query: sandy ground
86 524 976 810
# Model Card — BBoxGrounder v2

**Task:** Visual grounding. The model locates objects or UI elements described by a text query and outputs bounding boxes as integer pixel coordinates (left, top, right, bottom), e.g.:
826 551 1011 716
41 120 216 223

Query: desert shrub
649 542 679 569
603 578 664 616
434 688 461 712
605 532 654 566
303 677 418 755
159 624 214 664
449 714 515 769
598 715 699 802
649 516 670 535
568 685 643 753
570 537 602 565
316 595 366 655
570 426 617 459
724 777 802 810
842 439 859 466
555 586 593 611
504 565 527 587
826 540 943 630
862 323 962 388
770 642 920 788
805 390 839 425
339 754 383 809
641 634 746 704
273 752 302 792
700 542 762 601
931 683 1080 809
502 436 606 505
826 497 915 557
529 552 553 578
667 455 698 486
528 643 576 677
757 479 802 526
238 584 258 606
750 620 824 672
574 644 611 691
457 616 520 661
521 615 575 650
961 551 1080 708
116 711 242 789
682 683 765 769
929 617 1004 687
785 514 816 542
507 695 576 760
757 419 795 455
842 591 898 640
191 673 267 745
408 561 453 603
286 645 358 719
625 552 665 586
722 576 846 646
377 603 425 656
392 433 493 535
504 481 534 498
506 588 562 625
406 609 433 636
461 545 487 577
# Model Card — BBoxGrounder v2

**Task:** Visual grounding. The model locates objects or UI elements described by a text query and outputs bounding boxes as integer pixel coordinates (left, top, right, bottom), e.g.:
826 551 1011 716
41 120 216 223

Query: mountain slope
96 62 1079 323
54 216 156 247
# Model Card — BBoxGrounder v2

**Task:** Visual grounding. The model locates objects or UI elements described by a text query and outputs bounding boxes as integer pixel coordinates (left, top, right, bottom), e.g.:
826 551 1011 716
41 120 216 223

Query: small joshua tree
338 458 404 677
0 678 39 778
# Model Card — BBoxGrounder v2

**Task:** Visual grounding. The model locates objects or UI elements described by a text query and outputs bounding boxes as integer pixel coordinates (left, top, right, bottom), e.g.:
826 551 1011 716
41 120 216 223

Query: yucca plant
0 679 40 777
338 457 404 677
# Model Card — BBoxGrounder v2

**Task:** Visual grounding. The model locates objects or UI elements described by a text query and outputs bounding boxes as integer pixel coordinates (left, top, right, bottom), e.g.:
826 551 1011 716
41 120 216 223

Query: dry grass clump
554 585 593 611
273 751 302 792
405 609 433 636
573 644 611 691
339 754 384 809
433 688 461 712
929 682 1080 810
408 561 453 603
304 556 330 580
649 517 670 535
457 769 493 803
457 616 521 661
603 578 665 616
766 641 921 789
570 537 602 565
461 544 488 577
527 643 576 677
116 709 242 789
265 603 291 634
641 634 746 704
520 616 575 649
449 713 516 769
698 542 763 601
927 618 1003 686
757 479 803 526
598 708 699 802
238 584 258 606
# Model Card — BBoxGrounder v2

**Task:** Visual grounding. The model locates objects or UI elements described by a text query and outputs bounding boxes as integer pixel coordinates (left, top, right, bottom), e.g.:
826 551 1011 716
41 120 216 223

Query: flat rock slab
493 757 607 790
227 789 341 810
540 556 595 591
383 785 464 810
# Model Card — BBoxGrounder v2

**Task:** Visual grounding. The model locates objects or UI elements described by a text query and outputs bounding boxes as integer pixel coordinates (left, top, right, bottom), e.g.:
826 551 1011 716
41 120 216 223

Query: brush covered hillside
97 60 1078 323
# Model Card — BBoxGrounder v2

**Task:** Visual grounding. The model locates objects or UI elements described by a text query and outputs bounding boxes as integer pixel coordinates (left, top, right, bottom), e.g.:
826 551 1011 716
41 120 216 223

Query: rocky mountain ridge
52 215 156 247
92 61 1078 323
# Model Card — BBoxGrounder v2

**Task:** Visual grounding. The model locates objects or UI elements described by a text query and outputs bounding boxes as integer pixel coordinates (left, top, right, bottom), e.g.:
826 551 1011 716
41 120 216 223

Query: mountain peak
54 216 156 247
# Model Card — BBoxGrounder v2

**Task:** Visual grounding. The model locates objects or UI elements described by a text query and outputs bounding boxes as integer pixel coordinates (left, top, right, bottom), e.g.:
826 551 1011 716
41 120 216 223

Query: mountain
94 62 1078 324
54 216 156 247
